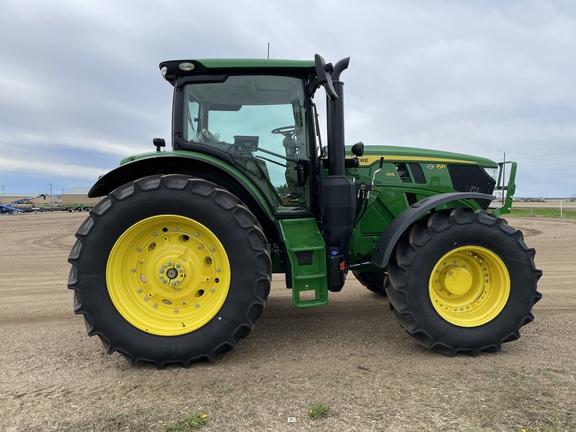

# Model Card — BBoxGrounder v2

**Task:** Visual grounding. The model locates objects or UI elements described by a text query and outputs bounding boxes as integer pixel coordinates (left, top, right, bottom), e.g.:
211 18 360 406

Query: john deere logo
426 163 447 170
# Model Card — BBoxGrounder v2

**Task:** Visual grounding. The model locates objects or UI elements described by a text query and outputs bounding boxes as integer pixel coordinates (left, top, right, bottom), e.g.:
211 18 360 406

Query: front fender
369 192 495 269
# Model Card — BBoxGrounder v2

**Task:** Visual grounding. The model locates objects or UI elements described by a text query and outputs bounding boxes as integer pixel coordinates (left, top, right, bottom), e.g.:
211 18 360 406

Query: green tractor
68 54 541 367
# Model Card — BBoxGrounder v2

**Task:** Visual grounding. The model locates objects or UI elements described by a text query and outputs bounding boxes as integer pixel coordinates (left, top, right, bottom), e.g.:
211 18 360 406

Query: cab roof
159 58 316 85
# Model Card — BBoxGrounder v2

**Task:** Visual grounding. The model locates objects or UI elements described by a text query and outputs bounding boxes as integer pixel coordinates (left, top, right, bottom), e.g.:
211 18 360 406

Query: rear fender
370 192 495 269
88 154 276 235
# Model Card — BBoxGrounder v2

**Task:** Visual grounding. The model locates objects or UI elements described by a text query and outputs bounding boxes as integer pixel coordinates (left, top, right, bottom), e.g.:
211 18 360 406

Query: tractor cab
161 60 320 215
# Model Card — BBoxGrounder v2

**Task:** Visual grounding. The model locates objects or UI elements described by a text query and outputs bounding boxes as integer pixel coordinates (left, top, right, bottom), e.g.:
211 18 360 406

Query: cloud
1 0 575 198
0 157 105 181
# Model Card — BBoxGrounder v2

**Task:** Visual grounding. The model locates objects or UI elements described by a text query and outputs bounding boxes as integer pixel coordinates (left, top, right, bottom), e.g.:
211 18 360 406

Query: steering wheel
200 129 218 142
271 125 296 139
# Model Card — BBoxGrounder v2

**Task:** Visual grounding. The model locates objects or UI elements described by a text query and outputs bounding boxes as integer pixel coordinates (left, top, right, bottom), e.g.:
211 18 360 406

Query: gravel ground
0 212 574 431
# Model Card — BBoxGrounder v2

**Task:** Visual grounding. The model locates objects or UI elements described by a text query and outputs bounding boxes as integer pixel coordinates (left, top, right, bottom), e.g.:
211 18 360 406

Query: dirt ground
0 212 574 432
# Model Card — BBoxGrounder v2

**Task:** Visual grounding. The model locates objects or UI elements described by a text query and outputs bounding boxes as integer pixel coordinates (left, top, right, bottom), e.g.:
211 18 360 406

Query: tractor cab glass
182 75 310 213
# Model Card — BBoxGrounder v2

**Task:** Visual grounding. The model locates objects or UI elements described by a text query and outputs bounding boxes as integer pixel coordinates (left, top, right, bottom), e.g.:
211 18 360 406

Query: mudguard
370 192 495 268
89 154 232 197
87 153 276 234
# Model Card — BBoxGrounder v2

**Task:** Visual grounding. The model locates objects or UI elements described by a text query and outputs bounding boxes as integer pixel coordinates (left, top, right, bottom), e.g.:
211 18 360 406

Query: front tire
387 208 542 356
68 175 271 367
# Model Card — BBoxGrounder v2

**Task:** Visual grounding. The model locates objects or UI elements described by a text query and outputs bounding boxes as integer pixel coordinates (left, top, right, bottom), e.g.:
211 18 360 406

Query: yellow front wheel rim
106 215 231 336
429 246 510 327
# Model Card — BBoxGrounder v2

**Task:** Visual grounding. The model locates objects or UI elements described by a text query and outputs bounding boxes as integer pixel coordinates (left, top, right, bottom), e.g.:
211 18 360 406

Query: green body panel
343 145 504 265
279 219 328 308
355 145 497 167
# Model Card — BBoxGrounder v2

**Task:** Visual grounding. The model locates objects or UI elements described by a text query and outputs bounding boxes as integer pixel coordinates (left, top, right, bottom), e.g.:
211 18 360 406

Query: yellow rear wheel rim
106 215 230 336
429 246 510 327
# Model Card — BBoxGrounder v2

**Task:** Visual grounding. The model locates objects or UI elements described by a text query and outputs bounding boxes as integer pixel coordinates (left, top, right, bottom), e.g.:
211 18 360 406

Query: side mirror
308 54 338 100
153 137 166 152
351 142 364 157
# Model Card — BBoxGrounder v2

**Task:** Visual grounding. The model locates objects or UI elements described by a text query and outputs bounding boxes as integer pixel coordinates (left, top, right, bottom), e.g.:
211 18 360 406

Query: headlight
178 62 195 72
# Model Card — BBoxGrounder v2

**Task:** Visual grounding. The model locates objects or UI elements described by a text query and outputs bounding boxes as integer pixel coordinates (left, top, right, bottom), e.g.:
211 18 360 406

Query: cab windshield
182 75 310 213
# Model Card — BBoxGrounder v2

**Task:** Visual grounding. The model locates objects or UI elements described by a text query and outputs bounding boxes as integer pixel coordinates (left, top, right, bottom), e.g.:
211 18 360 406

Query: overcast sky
1 0 575 198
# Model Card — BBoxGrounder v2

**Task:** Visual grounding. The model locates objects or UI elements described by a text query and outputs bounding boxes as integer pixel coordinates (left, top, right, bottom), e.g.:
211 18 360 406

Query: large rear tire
68 175 271 367
387 208 542 356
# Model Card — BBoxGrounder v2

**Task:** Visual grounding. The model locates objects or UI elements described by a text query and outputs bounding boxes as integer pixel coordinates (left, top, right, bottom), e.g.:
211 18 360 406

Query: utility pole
1 185 4 204
50 183 53 207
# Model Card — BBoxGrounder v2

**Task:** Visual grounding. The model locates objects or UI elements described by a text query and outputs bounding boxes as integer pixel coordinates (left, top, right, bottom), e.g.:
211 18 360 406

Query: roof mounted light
179 62 195 72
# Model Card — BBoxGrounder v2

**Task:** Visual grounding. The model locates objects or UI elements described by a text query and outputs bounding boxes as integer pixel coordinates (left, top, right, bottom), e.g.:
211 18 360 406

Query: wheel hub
160 262 184 285
444 267 473 295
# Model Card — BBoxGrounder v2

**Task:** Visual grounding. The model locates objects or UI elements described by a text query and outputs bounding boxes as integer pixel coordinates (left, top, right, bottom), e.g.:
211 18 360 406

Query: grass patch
164 413 208 431
517 425 576 432
509 207 576 219
308 402 331 419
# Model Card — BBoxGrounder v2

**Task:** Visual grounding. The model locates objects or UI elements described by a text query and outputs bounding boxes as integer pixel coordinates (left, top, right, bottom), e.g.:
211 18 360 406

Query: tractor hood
351 145 498 168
